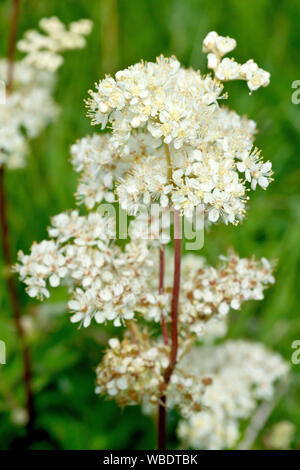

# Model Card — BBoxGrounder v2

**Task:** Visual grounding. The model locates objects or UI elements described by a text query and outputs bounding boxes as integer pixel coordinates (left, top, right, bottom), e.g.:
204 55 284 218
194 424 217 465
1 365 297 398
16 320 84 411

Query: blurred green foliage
0 0 299 450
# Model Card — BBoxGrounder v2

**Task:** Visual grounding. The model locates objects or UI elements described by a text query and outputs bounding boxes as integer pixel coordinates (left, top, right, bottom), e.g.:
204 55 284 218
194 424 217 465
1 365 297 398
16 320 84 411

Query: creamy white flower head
0 59 58 169
75 105 272 225
16 209 157 328
95 335 170 406
0 17 92 169
87 55 223 150
178 340 288 449
83 40 272 224
15 28 283 443
96 334 213 416
17 17 93 72
178 252 275 337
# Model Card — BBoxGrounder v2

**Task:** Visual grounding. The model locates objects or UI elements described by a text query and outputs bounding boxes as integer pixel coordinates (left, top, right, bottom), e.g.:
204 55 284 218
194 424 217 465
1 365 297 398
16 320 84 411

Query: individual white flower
207 52 220 70
236 148 273 190
203 32 237 58
215 58 240 81
240 59 271 91
215 35 237 56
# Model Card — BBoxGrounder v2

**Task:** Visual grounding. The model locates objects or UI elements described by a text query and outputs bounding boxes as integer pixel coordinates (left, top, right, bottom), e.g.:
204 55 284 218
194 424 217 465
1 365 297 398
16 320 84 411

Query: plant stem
157 394 167 450
0 0 34 429
100 0 119 74
157 209 182 450
6 0 20 94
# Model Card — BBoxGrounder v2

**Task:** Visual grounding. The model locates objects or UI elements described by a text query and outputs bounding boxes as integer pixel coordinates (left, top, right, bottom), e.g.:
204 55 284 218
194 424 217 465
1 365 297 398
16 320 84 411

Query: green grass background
0 0 300 449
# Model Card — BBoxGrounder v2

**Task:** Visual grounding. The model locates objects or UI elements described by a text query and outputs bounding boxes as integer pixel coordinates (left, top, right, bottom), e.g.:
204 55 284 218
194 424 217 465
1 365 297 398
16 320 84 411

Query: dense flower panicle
202 31 270 92
16 216 274 332
15 29 285 447
83 33 272 224
0 17 92 169
136 249 274 336
95 334 213 415
177 340 289 449
16 210 156 327
17 17 93 72
87 56 223 149
95 335 169 406
70 132 160 209
0 60 58 168
179 252 275 337
73 105 272 223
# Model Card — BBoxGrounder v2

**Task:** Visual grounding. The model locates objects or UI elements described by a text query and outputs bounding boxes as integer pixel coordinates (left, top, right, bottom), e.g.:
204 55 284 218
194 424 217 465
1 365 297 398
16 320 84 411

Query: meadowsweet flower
0 60 58 168
16 30 284 450
0 17 92 169
83 34 272 224
177 340 288 449
203 32 237 57
95 335 170 406
95 333 213 415
74 104 272 224
179 252 275 337
16 210 157 327
17 17 93 72
203 31 270 92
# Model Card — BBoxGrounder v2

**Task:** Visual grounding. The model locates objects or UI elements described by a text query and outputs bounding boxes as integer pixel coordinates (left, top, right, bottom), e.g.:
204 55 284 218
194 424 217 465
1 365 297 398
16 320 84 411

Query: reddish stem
157 394 167 450
157 210 182 450
0 0 34 429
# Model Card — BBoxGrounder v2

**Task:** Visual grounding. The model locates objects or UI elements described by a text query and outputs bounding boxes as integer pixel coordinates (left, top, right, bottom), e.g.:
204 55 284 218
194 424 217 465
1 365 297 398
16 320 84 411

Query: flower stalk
158 209 182 450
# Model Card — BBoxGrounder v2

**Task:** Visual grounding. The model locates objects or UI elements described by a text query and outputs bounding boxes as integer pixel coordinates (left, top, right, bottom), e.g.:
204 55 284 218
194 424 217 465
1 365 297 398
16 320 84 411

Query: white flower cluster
136 249 274 336
95 334 213 415
87 55 222 149
0 17 92 169
203 31 270 92
16 30 285 448
16 210 156 327
178 252 275 337
17 17 93 72
16 217 274 333
177 340 289 449
95 335 169 406
80 33 272 224
70 132 158 209
73 106 272 224
0 60 58 168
